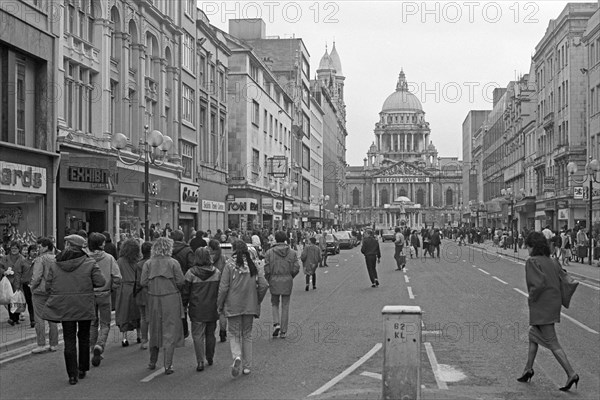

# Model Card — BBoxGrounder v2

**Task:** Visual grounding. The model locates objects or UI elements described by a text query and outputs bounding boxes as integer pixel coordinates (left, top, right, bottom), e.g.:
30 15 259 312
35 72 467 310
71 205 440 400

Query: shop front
261 197 282 230
201 200 226 234
1 155 55 245
227 198 259 231
180 183 199 242
111 167 179 242
515 198 536 232
57 153 117 247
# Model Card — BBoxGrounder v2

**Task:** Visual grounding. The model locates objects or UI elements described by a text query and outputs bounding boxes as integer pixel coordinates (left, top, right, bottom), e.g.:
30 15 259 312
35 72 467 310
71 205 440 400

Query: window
219 118 225 168
302 178 310 203
210 112 216 164
380 188 389 207
274 118 278 141
198 54 206 87
210 64 216 91
110 81 117 133
16 60 25 146
302 112 310 138
181 141 194 179
263 110 268 134
67 0 95 42
252 149 260 179
200 105 208 161
250 63 259 81
182 33 195 73
269 114 273 136
302 56 310 78
302 144 310 171
592 88 596 115
352 188 360 206
219 71 225 100
64 61 95 134
302 84 310 106
182 84 195 124
186 0 195 16
251 101 259 126
445 188 453 206
416 188 425 206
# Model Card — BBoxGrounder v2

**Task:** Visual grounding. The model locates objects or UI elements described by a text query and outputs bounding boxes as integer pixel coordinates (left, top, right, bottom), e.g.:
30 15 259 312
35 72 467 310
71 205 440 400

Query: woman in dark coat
300 237 321 291
115 239 141 346
43 235 105 385
517 231 579 391
135 242 153 349
140 237 185 374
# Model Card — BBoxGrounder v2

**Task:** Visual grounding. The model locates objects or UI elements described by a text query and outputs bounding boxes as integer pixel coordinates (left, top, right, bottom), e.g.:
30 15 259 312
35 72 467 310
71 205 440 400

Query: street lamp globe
588 158 600 173
111 132 128 150
567 161 578 175
148 129 164 148
160 135 174 152
324 194 330 202
500 188 507 197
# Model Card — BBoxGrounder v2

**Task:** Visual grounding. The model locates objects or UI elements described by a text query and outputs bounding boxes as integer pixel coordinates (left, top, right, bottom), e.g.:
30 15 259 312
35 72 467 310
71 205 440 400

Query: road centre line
360 371 382 380
578 281 600 291
512 288 598 335
477 268 490 275
472 265 478 268
492 276 508 285
141 367 166 382
308 343 382 397
404 275 410 283
407 287 415 299
424 342 448 390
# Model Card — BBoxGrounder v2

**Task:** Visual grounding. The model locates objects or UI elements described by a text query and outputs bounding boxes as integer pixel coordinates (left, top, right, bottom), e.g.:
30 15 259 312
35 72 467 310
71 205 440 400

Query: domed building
345 71 463 230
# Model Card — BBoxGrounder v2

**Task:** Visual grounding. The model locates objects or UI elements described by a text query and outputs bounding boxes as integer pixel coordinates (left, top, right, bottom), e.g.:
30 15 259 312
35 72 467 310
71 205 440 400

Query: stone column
404 134 408 152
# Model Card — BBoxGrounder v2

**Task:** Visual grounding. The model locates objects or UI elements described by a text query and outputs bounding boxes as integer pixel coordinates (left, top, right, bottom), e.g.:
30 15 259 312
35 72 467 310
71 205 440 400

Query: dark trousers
432 244 440 258
305 273 316 287
6 306 19 323
182 312 189 338
21 283 34 323
62 320 91 378
365 255 378 284
394 245 404 269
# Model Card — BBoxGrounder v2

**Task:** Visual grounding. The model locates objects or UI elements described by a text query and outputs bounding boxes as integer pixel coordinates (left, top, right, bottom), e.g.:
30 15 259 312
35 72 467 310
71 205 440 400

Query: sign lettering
0 162 46 194
376 177 430 183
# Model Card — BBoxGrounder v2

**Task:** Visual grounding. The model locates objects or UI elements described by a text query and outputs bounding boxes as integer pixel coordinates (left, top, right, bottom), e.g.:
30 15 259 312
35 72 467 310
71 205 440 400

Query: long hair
194 247 212 267
119 239 140 264
151 237 173 258
524 231 550 257
232 240 257 277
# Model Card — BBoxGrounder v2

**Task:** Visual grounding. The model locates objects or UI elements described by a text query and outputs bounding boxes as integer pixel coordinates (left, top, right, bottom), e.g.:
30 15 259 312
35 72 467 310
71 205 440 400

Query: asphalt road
1 240 598 400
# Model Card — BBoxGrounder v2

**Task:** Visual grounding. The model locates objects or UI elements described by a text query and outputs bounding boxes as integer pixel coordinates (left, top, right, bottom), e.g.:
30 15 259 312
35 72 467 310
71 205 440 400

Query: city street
1 240 598 399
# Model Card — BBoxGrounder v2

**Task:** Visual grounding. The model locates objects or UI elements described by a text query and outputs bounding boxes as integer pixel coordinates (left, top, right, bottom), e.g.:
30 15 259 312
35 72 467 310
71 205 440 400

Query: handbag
10 290 27 314
555 261 579 308
0 276 14 305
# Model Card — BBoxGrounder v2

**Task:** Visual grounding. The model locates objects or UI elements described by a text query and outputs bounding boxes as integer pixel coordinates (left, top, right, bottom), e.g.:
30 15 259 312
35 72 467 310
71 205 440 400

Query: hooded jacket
264 243 300 295
172 241 194 274
89 250 122 296
217 258 268 318
42 250 105 322
181 264 221 322
30 252 56 295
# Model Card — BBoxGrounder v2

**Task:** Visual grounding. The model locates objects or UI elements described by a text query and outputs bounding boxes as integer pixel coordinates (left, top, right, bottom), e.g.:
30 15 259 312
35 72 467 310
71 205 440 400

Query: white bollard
382 305 422 400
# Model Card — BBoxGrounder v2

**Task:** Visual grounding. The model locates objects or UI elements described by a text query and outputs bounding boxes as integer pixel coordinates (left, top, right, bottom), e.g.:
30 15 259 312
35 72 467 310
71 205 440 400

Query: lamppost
111 126 174 241
469 201 486 228
310 194 329 229
567 157 600 265
501 187 524 253
270 180 298 229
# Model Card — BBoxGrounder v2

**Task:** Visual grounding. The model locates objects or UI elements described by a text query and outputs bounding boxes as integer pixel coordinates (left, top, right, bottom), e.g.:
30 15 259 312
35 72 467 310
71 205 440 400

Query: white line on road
308 343 382 397
360 371 382 380
477 268 490 275
578 281 600 291
560 313 599 335
407 287 415 299
472 265 478 268
141 367 166 382
424 342 448 390
492 276 508 285
513 288 529 297
513 288 598 335
404 275 410 283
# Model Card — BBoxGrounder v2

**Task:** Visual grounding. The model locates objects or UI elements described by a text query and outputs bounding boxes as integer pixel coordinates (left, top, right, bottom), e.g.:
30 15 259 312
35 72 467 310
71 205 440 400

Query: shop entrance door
65 210 106 235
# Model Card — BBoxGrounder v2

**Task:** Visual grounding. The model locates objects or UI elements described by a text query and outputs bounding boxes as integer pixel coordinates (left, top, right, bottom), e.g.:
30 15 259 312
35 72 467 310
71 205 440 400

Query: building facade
462 110 489 208
1 0 59 243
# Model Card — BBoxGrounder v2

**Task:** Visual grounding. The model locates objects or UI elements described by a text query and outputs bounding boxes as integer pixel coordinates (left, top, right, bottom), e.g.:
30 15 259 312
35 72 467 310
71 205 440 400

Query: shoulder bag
553 259 579 308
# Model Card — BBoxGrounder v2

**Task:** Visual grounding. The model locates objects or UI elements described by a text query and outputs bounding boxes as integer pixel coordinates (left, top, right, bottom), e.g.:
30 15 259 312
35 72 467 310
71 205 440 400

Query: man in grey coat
264 231 301 338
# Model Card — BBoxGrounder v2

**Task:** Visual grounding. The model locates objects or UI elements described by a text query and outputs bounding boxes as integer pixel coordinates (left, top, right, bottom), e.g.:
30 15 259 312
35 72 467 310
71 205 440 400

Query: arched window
397 187 407 198
352 187 360 206
445 188 453 206
380 188 389 207
128 19 137 72
110 6 120 59
416 188 425 206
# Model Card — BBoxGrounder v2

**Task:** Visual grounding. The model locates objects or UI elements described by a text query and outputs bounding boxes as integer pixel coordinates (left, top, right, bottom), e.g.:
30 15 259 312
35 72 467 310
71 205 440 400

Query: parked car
381 229 396 242
334 231 354 249
316 233 340 255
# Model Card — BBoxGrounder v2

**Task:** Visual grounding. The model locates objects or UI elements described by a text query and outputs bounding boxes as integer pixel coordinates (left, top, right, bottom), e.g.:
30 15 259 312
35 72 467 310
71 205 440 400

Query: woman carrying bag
0 241 26 325
516 231 579 392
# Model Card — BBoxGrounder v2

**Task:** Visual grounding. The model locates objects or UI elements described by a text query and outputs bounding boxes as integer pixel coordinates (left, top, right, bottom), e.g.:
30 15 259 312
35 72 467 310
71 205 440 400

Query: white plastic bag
0 276 14 305
10 290 26 314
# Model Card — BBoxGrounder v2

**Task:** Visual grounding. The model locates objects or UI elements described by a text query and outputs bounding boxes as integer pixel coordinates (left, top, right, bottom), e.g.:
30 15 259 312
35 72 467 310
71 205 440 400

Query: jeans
32 294 58 347
227 315 254 369
90 293 112 350
62 320 91 378
21 284 34 323
271 294 291 334
305 273 316 287
138 305 148 343
191 321 217 364
365 255 378 284
432 244 440 258
394 245 404 269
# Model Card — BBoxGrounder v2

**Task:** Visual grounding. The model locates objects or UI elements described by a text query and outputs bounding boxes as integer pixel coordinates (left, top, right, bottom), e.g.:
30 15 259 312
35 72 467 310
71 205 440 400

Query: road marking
560 313 599 335
578 281 600 291
141 367 166 382
492 276 508 284
472 265 478 268
424 342 448 390
477 268 490 275
407 287 415 299
360 371 382 380
308 343 382 397
513 288 598 334
404 275 410 283
513 288 529 297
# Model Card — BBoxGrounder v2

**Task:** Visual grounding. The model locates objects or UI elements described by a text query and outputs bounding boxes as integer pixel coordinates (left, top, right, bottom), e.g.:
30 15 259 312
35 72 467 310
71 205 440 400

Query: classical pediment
374 161 430 177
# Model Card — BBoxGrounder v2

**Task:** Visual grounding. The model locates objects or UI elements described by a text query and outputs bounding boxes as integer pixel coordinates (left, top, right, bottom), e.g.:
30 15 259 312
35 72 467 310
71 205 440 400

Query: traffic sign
574 187 583 200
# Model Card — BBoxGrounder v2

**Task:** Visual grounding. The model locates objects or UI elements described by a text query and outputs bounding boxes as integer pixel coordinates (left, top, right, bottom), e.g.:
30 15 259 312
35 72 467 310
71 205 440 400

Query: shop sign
262 198 273 210
180 183 199 213
0 161 46 194
226 194 236 202
302 217 308 222
202 200 225 212
292 205 301 213
273 199 283 213
543 177 555 192
284 202 292 212
376 176 430 183
574 187 583 200
60 155 116 192
227 198 258 215
558 208 569 220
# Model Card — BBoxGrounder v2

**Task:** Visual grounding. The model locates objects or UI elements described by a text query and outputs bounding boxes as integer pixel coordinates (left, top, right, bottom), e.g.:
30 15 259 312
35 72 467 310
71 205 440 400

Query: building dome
329 42 342 75
318 46 334 71
381 70 423 113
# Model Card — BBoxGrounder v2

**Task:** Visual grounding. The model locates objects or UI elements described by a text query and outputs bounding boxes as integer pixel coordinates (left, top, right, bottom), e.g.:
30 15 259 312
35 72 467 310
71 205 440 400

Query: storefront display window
114 197 175 239
0 193 44 246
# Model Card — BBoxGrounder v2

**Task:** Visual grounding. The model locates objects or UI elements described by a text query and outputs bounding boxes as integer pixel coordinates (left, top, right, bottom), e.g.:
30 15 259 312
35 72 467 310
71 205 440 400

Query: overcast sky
202 1 592 165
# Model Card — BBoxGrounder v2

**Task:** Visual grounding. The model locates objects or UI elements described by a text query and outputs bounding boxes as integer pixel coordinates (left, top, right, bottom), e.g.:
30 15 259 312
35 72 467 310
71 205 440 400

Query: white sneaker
31 346 46 354
48 346 58 352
